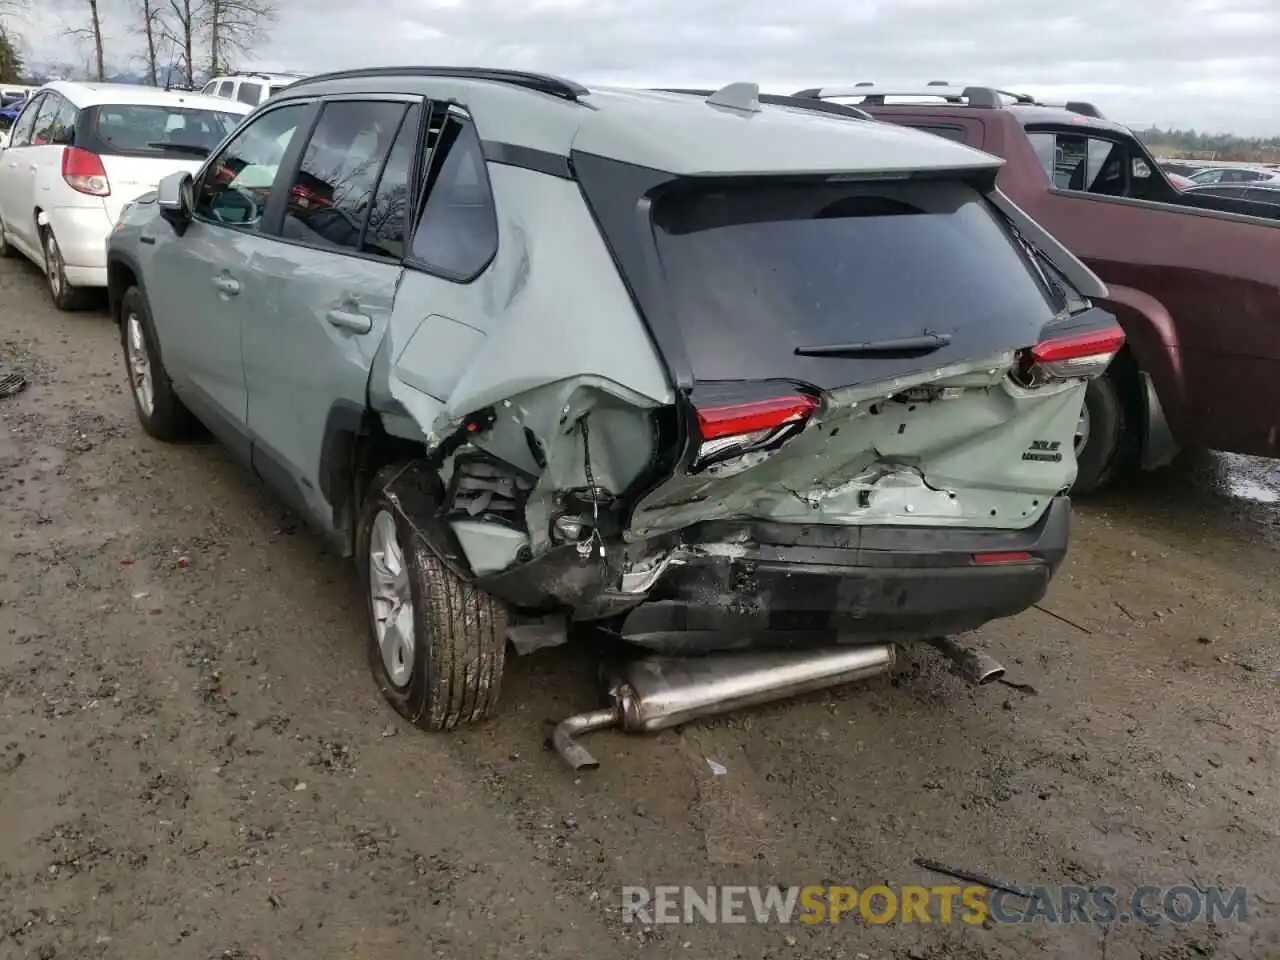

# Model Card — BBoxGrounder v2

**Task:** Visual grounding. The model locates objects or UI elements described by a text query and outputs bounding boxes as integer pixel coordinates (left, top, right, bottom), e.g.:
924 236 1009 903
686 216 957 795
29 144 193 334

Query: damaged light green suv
106 67 1123 731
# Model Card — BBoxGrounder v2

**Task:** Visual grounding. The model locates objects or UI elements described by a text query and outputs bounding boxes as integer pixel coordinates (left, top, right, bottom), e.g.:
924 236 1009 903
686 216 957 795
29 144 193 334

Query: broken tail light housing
61 146 110 197
690 392 819 473
1014 325 1125 387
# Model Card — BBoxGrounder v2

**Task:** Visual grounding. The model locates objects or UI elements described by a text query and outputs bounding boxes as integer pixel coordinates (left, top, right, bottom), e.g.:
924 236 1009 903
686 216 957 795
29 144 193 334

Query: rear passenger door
242 96 423 532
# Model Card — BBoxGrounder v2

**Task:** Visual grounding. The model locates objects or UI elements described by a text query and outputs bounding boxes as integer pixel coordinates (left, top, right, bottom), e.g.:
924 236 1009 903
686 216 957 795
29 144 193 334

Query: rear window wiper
795 332 951 358
145 141 211 156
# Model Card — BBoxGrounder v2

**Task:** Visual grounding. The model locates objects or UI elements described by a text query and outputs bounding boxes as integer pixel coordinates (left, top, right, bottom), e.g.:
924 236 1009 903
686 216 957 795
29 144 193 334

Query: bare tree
204 0 275 76
160 0 203 86
66 0 107 81
135 0 163 85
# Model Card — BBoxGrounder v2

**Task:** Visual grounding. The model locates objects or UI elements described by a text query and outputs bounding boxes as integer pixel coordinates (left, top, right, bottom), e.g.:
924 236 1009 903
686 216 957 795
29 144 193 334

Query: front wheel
358 464 509 731
119 286 198 442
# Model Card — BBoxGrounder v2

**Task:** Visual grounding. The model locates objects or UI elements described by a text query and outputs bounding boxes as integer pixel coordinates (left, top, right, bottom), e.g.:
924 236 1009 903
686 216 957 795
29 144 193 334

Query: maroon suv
791 83 1280 493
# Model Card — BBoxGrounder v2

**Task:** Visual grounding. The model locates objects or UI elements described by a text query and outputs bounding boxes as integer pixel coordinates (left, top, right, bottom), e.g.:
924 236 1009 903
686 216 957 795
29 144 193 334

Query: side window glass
35 95 77 146
217 81 234 98
202 81 217 95
1032 131 1089 189
194 103 308 230
9 94 44 147
409 113 498 279
281 100 408 252
362 102 422 259
29 96 60 145
236 82 262 105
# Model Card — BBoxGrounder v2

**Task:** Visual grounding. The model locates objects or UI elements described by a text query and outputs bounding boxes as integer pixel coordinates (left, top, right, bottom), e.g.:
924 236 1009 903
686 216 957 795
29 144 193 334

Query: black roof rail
655 88 874 121
994 88 1037 104
292 66 588 101
791 84 1004 109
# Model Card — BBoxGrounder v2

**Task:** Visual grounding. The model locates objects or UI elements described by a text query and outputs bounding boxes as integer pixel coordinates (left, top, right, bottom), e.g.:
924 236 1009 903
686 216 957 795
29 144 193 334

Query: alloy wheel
369 509 415 688
124 311 154 416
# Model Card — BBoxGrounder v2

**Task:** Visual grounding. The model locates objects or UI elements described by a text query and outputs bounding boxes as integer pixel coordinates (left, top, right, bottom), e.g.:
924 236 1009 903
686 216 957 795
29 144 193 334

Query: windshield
84 104 242 157
648 177 1060 388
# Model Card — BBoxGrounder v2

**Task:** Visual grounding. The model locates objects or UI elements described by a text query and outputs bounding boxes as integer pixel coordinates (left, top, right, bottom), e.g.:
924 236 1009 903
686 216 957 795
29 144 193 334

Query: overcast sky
20 0 1280 136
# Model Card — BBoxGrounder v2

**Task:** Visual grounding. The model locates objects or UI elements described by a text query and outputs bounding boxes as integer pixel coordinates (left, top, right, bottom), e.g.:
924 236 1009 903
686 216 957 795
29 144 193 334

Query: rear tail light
1014 325 1125 387
61 146 110 197
691 393 818 473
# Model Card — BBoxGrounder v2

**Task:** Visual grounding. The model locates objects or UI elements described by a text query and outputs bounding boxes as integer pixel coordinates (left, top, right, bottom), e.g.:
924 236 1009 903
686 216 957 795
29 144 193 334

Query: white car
0 82 251 310
200 72 306 107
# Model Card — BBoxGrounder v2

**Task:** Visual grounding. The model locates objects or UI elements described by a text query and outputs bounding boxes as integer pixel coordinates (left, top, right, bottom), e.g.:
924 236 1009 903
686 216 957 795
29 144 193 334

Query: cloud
19 0 1280 135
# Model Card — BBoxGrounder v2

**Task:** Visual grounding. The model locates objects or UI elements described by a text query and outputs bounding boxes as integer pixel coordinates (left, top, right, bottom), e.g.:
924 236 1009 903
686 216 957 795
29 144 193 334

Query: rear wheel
41 227 95 311
1071 369 1133 495
359 463 508 731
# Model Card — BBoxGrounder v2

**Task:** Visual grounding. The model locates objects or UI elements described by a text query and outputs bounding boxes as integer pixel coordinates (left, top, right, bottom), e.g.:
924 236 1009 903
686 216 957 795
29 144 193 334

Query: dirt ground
1 253 1278 960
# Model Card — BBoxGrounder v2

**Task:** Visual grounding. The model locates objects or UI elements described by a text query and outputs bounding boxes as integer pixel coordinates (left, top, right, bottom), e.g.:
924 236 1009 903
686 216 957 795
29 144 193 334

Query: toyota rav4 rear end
383 85 1121 658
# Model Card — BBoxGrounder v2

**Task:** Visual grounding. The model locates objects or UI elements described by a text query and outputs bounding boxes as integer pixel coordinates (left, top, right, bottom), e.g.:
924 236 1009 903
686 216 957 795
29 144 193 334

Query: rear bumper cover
619 496 1071 652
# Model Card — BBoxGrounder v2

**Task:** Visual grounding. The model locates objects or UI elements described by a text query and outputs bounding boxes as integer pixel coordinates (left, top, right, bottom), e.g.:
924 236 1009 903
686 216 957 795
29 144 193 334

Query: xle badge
1022 440 1063 463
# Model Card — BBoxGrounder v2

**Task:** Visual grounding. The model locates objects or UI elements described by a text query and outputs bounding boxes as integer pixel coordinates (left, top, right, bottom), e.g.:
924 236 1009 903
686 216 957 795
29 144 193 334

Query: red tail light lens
1015 324 1124 386
696 395 819 440
691 393 818 473
61 146 111 197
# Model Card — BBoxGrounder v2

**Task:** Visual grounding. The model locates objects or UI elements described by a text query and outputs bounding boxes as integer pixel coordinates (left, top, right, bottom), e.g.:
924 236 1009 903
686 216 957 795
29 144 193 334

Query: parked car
794 83 1280 493
200 71 306 107
106 68 1120 729
0 81 251 309
1186 164 1280 186
1181 182 1280 205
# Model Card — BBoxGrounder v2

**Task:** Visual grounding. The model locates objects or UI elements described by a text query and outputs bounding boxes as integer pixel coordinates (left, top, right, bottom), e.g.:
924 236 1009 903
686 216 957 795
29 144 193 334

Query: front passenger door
147 101 313 459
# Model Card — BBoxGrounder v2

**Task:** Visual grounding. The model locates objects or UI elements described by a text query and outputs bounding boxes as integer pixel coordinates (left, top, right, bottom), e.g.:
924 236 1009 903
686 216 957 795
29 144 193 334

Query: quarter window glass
236 82 262 105
9 94 44 146
362 103 422 259
409 115 498 278
194 103 307 230
281 100 408 252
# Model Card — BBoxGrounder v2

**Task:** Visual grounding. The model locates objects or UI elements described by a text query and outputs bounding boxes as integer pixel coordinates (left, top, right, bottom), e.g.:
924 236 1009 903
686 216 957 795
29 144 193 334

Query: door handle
29 164 38 172
325 307 372 334
213 275 240 295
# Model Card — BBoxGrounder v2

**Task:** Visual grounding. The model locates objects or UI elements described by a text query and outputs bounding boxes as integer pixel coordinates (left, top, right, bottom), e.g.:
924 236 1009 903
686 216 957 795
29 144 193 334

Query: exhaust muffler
924 636 1006 685
551 644 896 770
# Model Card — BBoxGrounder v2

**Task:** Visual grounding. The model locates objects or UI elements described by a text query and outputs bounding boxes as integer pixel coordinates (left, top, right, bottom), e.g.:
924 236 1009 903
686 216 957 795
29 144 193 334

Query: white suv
200 72 306 107
0 81 251 309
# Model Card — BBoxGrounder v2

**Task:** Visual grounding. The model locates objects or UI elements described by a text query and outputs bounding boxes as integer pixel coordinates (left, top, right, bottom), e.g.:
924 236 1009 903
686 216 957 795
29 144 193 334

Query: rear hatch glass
80 104 245 222
651 177 1061 391
82 103 242 159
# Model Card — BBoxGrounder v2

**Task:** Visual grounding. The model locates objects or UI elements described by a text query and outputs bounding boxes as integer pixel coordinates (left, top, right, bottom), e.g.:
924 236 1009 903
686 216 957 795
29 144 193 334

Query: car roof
39 80 253 113
279 69 1003 178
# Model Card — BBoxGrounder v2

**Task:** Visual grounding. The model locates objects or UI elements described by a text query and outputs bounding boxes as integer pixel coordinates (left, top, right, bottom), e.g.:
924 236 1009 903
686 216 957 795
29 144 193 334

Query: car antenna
705 81 762 113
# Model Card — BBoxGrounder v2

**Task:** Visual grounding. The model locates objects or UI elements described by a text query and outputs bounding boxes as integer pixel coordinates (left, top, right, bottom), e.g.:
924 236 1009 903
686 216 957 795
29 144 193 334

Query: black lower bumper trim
620 496 1070 653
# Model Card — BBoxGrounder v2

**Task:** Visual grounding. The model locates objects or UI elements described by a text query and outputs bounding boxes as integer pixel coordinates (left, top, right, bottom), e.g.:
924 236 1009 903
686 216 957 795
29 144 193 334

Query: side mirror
157 170 194 231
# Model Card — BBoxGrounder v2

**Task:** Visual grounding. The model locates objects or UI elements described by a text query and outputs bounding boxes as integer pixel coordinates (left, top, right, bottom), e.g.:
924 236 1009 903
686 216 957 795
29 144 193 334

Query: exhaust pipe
924 636 1006 685
551 644 896 770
